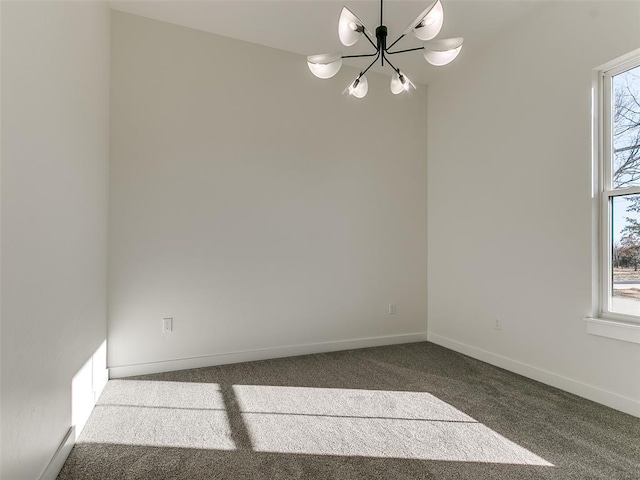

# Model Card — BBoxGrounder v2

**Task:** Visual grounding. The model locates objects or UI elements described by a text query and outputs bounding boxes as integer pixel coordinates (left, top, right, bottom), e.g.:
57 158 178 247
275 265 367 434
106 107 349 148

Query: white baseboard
428 333 640 418
109 332 429 378
39 427 75 480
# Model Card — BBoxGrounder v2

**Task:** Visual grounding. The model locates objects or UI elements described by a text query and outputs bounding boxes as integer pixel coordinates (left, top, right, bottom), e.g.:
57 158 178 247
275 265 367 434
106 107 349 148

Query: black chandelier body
343 2 424 82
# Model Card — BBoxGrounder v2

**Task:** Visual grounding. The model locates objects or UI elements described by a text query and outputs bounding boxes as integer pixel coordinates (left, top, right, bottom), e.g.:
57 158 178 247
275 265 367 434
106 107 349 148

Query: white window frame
589 50 640 342
600 56 640 323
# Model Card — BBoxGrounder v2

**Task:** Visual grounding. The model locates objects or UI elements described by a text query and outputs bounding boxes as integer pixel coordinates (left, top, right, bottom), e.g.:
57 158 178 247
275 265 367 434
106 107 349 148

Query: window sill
585 317 640 345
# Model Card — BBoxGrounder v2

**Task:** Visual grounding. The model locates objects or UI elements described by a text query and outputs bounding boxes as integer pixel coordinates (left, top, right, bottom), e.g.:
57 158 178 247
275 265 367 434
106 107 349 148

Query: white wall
1 2 110 478
427 1 640 416
108 12 428 373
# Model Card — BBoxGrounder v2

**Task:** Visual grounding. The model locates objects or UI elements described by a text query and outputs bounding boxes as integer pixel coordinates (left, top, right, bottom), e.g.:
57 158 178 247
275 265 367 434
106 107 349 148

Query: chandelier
307 0 463 98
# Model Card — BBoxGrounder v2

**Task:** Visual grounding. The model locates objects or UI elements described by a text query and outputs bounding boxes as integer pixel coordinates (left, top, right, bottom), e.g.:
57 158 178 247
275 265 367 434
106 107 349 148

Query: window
600 54 640 323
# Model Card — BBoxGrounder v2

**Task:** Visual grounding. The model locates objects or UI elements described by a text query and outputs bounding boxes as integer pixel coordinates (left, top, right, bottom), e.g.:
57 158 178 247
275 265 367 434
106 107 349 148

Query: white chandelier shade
338 7 373 47
307 53 343 79
390 71 416 94
342 75 369 98
423 37 463 66
402 0 444 41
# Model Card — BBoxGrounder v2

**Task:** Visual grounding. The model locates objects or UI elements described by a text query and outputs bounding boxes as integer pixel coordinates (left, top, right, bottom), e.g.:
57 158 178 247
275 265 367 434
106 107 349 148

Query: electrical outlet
389 303 398 315
494 319 502 330
162 317 173 334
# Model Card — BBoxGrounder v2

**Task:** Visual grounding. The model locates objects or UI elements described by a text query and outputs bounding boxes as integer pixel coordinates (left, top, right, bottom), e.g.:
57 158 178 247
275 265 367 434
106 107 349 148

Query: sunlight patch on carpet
78 381 235 450
233 385 554 465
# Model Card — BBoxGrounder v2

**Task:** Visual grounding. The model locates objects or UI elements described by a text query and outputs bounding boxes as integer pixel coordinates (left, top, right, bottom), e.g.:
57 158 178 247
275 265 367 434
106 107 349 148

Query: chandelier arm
386 34 406 52
386 46 425 55
363 31 378 51
381 52 400 74
342 52 379 59
359 51 382 77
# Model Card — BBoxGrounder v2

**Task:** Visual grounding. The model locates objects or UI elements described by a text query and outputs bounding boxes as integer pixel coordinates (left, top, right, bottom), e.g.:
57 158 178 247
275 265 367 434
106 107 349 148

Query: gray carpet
57 342 640 479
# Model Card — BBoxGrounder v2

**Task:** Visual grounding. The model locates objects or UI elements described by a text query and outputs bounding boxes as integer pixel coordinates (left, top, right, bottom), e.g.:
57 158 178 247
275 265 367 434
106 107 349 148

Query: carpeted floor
58 342 640 479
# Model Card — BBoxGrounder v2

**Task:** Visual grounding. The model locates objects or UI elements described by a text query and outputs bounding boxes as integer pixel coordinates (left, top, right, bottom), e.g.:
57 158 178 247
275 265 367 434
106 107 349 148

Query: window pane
611 65 640 189
611 194 640 315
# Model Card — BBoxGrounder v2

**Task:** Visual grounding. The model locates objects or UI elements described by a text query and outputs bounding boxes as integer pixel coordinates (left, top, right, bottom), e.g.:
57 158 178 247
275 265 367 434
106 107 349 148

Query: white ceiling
109 0 544 84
